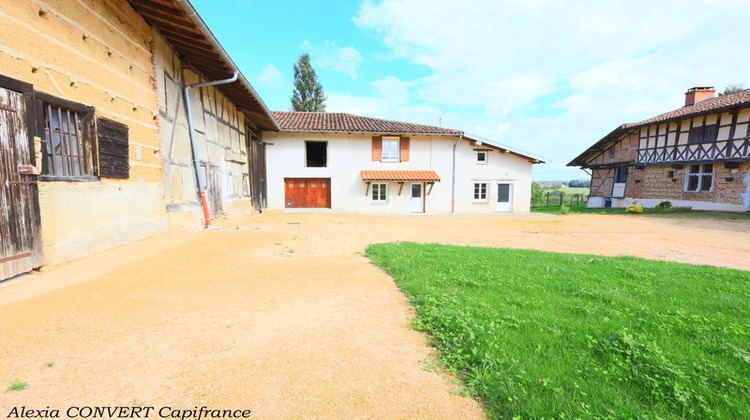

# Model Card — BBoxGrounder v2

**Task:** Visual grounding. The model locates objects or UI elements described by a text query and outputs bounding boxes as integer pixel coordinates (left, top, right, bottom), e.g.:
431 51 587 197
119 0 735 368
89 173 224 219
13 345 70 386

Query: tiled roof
273 112 462 135
631 88 750 127
568 88 750 167
361 170 441 182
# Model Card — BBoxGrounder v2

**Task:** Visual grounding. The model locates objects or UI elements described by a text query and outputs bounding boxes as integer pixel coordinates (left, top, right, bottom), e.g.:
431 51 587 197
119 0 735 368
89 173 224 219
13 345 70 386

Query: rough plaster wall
0 0 167 265
153 33 251 230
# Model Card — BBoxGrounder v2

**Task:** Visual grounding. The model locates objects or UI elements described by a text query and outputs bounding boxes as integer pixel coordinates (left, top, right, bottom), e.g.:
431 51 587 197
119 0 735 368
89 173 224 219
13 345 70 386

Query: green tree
719 83 745 96
291 53 326 112
531 182 544 206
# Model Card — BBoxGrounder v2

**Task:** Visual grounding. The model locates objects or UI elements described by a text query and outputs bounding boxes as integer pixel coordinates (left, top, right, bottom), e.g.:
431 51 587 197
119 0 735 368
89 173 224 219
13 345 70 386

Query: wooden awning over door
360 170 440 182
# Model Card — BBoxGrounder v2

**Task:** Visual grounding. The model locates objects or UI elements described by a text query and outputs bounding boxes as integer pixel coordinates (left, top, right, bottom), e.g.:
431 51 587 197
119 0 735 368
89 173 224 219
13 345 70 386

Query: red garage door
284 178 331 208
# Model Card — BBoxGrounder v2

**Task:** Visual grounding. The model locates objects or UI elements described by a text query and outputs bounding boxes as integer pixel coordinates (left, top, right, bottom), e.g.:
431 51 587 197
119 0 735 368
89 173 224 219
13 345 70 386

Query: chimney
684 86 715 106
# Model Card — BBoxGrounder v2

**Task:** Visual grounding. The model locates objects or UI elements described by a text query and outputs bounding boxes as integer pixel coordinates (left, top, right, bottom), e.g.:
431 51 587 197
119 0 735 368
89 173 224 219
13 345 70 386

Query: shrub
559 204 570 214
655 201 673 210
626 205 643 213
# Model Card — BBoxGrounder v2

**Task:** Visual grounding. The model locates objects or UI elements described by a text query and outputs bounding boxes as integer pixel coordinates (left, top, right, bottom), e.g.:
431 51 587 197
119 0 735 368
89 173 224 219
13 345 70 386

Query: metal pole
451 133 464 213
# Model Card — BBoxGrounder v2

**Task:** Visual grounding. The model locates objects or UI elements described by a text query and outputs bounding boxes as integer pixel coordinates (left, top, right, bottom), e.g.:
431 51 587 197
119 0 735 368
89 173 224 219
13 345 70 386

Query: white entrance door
409 183 424 213
496 183 513 212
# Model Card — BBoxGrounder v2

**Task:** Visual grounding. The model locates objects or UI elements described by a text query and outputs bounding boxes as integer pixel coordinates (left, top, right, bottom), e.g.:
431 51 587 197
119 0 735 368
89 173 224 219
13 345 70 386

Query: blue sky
191 0 750 181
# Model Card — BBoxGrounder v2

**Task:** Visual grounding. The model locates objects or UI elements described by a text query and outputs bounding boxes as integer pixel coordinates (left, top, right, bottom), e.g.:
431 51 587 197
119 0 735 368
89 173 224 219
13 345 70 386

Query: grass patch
6 379 28 392
366 243 750 419
532 204 622 214
532 204 750 221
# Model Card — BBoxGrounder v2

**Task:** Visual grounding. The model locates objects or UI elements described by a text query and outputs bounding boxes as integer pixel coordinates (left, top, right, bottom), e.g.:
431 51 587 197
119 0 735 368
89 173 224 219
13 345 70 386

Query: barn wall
0 0 167 265
153 33 253 231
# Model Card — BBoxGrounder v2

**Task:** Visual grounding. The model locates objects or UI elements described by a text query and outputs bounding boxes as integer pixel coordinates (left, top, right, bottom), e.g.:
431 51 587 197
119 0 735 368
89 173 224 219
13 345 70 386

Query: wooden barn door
202 163 223 218
1 87 42 281
248 135 267 212
284 178 331 208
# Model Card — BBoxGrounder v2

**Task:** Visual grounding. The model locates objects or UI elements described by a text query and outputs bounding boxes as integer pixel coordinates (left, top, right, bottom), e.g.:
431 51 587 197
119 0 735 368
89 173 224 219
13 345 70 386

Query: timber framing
569 89 750 169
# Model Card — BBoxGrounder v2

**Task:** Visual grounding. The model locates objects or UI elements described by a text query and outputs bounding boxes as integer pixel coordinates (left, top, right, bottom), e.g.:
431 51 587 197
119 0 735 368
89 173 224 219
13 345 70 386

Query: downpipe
183 71 239 228
451 133 464 213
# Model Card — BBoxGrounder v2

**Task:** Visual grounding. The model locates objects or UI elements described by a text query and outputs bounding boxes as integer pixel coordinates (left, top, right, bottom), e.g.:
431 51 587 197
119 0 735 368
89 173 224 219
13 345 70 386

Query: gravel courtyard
1 211 748 418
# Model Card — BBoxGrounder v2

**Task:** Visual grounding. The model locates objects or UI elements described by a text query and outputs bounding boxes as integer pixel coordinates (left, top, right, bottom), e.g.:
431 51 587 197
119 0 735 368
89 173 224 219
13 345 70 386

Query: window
608 147 615 160
476 151 488 164
685 164 713 192
688 124 718 144
381 136 400 162
371 183 387 202
305 141 327 167
614 167 628 183
473 183 488 201
43 103 93 178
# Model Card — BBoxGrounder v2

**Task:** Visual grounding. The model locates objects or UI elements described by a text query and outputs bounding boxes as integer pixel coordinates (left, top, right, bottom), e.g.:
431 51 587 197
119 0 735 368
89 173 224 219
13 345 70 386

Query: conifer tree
291 53 326 112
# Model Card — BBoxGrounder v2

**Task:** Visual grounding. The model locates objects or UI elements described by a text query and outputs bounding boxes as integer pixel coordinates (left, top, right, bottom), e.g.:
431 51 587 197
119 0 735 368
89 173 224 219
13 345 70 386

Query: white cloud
301 40 363 79
350 0 750 179
255 64 284 89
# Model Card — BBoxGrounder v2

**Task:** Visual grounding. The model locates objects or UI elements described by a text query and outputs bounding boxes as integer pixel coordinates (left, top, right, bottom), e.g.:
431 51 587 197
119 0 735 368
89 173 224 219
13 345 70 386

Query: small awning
360 170 440 182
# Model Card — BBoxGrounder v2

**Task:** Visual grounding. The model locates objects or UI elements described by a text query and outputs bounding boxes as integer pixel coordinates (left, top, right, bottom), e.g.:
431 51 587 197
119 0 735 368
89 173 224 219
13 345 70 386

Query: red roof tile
273 112 461 136
631 88 750 127
568 88 750 167
361 170 440 182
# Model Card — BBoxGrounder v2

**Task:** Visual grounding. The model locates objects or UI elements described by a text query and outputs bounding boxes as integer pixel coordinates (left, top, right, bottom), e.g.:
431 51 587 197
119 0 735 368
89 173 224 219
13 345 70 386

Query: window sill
41 175 99 182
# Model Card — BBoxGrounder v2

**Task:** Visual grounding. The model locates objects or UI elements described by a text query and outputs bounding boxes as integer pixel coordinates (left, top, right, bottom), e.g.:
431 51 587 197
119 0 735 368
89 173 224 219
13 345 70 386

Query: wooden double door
284 178 331 208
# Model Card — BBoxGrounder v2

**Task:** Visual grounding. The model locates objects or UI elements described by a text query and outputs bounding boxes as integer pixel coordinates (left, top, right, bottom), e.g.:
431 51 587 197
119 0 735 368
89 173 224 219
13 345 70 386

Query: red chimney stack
684 86 715 106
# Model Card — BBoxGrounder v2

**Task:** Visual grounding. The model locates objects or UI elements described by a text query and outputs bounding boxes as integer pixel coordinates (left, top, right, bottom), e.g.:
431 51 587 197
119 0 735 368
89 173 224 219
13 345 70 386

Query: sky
190 0 750 181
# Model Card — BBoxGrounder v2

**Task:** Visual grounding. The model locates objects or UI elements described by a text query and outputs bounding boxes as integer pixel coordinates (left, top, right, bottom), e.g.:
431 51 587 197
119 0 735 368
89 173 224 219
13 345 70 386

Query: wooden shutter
372 136 382 161
400 136 410 162
97 118 129 178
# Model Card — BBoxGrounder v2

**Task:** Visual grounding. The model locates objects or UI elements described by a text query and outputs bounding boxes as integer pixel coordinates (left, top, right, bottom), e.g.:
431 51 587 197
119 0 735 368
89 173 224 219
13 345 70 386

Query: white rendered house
264 112 542 214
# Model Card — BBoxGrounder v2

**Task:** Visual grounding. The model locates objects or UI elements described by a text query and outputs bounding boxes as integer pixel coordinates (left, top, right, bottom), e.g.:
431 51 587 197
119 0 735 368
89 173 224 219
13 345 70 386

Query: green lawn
532 204 750 221
366 243 750 419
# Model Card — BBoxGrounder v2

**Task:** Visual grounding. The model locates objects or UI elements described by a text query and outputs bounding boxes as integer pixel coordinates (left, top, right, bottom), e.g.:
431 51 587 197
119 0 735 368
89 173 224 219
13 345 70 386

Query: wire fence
531 192 589 207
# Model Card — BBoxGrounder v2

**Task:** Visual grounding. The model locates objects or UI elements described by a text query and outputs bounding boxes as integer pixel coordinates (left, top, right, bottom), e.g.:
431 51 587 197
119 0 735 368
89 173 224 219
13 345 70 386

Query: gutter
184 72 239 228
174 0 280 131
450 132 464 213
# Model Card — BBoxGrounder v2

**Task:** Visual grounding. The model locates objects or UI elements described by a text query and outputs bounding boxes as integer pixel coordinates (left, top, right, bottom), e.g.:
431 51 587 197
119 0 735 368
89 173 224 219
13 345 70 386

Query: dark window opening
43 103 93 178
614 166 628 183
688 124 718 144
306 141 327 167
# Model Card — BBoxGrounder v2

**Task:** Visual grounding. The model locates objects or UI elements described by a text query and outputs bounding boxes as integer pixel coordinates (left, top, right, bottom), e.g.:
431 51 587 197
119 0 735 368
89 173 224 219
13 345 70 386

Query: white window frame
371 183 388 202
473 182 489 202
684 163 713 192
381 136 400 162
476 151 488 164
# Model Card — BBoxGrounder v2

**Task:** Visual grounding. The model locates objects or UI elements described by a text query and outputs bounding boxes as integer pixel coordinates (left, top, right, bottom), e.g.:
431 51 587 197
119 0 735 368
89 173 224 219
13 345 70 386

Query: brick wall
627 162 748 205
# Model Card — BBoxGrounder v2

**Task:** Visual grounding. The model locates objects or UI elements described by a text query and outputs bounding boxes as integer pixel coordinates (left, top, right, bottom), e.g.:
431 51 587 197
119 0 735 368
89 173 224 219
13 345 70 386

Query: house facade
264 112 541 214
1 0 275 281
569 87 750 212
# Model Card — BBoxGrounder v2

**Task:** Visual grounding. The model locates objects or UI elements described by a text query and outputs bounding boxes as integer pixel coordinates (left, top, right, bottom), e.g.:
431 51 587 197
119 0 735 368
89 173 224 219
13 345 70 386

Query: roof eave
277 129 462 136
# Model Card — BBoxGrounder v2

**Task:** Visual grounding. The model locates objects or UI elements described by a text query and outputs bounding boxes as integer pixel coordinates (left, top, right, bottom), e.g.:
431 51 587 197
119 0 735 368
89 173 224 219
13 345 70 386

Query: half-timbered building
1 0 276 281
569 87 750 212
